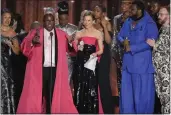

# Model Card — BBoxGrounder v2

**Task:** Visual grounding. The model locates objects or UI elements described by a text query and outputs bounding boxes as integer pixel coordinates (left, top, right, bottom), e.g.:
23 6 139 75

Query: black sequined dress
73 37 99 114
1 36 15 113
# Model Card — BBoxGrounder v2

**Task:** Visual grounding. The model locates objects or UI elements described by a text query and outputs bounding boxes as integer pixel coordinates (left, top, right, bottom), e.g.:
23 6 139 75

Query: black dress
98 41 114 113
1 36 15 113
11 33 27 110
73 37 99 114
98 31 119 114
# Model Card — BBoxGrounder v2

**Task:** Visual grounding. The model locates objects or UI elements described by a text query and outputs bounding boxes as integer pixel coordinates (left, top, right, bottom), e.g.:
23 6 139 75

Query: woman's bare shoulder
1 28 16 37
75 29 84 39
93 29 103 40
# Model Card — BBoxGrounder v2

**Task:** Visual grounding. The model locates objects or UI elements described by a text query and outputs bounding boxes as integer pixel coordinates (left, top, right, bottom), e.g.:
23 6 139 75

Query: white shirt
43 29 55 67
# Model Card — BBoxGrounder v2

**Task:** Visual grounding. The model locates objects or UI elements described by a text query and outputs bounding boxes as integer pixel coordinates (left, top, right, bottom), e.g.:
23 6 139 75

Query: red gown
16 28 78 114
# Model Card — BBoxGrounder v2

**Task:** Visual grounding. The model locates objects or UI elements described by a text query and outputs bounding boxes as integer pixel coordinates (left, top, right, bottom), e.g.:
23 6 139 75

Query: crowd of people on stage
0 0 170 114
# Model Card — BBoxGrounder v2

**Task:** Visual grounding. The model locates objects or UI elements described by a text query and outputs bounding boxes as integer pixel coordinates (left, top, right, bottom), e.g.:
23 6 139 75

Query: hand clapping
5 39 13 47
101 18 108 28
123 39 130 52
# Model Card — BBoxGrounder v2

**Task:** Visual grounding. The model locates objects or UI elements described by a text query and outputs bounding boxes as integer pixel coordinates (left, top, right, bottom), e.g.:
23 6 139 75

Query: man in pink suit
17 12 77 114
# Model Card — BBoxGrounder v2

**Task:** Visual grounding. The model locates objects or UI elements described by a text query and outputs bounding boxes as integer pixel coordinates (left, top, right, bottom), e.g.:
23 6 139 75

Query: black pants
42 67 56 114
154 91 161 114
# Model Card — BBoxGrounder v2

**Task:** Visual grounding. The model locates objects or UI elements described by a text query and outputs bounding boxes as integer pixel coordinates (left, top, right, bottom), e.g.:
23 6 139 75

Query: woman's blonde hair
83 10 95 20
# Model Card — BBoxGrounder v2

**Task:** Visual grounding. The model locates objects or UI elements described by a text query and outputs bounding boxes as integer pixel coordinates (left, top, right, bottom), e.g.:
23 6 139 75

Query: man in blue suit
117 1 158 114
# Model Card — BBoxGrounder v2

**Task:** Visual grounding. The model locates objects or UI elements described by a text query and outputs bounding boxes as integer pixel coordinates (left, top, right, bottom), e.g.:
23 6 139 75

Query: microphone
50 32 53 37
49 31 53 112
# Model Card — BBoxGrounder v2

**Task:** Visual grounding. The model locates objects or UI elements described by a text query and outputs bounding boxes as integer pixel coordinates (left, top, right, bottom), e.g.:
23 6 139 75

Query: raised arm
117 20 129 43
11 37 20 55
101 19 112 44
72 31 81 52
8 30 20 55
20 30 37 59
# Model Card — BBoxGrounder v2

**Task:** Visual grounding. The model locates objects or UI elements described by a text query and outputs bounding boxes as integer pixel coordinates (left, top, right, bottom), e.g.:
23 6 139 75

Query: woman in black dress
93 5 119 114
72 11 103 114
1 8 20 114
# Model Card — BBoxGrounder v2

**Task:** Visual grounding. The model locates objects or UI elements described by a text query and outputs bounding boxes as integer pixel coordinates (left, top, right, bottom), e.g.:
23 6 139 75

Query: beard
131 13 144 21
131 15 143 21
158 17 167 25
130 15 138 21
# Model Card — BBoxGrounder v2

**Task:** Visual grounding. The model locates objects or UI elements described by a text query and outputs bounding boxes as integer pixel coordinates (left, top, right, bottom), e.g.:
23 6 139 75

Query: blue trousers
120 70 155 114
